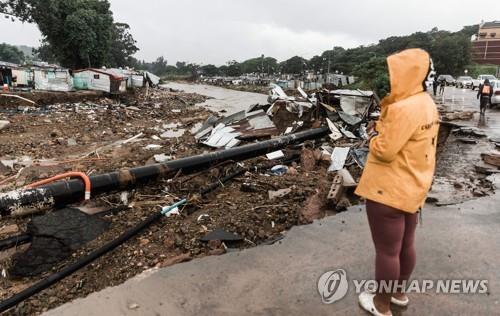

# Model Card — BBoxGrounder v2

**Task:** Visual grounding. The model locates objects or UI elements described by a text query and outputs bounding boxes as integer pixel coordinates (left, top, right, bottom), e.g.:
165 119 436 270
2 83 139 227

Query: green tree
151 56 168 75
280 56 307 74
0 43 25 63
107 22 139 67
3 0 138 69
225 60 241 77
201 64 219 77
239 56 278 74
352 56 390 94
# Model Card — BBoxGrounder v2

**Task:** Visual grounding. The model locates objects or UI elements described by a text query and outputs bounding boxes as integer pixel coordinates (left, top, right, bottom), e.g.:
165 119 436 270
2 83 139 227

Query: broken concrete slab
481 153 500 168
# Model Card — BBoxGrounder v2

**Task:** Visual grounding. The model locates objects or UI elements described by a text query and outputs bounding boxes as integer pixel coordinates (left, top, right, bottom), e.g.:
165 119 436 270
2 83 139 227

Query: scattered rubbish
145 144 163 150
328 147 351 172
0 120 10 131
200 228 243 242
351 149 369 168
326 118 343 141
120 192 129 205
0 94 37 106
270 165 289 176
123 133 145 144
337 168 357 187
153 154 174 163
197 214 210 222
162 206 180 217
195 109 279 148
266 150 285 160
268 188 293 200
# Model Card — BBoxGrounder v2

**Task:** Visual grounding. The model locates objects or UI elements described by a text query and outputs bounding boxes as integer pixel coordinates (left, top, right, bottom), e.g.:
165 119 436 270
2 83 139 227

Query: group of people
432 76 447 96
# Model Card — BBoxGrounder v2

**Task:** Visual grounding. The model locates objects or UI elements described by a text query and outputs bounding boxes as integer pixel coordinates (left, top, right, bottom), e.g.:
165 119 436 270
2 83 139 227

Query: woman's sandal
391 295 409 307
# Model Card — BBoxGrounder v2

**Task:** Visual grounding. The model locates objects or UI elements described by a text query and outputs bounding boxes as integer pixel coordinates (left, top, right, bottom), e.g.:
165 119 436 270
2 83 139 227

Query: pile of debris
193 84 375 167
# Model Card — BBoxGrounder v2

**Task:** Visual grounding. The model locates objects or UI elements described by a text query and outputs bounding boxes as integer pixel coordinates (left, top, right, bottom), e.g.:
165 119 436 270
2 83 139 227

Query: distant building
31 64 73 92
73 68 126 94
0 61 18 87
472 21 500 65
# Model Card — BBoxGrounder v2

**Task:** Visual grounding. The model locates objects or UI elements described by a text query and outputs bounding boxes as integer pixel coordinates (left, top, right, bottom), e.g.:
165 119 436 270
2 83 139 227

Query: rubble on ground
0 84 497 315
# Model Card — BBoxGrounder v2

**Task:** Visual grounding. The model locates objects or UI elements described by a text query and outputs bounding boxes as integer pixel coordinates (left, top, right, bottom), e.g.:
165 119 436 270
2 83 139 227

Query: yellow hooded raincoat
355 48 440 213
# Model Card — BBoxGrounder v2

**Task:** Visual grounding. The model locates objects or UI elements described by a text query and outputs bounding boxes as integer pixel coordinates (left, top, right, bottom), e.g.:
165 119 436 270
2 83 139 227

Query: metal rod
0 127 329 217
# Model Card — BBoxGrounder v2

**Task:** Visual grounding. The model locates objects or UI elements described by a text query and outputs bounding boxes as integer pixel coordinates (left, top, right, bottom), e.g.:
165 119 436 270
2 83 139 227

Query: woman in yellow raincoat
356 48 440 316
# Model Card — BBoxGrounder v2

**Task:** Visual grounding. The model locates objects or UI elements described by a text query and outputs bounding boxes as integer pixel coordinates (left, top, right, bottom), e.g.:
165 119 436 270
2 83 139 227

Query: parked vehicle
437 75 456 86
472 74 497 90
491 80 500 107
456 76 473 89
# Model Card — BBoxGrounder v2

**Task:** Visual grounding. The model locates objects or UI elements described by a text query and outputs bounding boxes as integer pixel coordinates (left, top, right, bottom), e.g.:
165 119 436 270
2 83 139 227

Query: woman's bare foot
373 293 392 315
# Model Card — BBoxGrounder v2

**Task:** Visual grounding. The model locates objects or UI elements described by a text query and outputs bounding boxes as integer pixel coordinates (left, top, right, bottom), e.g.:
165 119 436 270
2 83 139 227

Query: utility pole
261 54 264 78
327 57 331 84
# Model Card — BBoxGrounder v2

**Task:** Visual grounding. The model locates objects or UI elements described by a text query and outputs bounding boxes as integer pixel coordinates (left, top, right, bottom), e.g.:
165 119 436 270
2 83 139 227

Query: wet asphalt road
438 86 500 138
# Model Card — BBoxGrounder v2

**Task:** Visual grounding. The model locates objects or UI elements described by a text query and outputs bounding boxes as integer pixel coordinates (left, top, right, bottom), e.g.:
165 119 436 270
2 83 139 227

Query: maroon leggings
366 200 418 286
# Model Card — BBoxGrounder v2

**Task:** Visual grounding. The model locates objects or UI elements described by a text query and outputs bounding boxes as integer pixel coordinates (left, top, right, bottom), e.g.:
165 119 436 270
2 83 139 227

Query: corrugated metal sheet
34 69 73 92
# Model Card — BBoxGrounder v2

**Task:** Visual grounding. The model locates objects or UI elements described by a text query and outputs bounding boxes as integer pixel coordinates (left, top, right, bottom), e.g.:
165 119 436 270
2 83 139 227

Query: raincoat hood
382 48 430 106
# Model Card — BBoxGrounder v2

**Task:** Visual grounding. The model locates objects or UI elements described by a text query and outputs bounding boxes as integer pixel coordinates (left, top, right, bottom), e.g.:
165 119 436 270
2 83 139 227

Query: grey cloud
2 0 500 65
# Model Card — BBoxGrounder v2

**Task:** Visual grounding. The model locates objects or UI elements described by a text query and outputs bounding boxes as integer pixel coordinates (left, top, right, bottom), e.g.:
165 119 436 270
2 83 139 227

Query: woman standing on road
355 48 440 316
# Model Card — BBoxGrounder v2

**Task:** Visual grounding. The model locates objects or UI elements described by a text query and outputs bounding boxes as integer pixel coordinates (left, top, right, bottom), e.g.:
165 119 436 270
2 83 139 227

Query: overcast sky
1 0 499 65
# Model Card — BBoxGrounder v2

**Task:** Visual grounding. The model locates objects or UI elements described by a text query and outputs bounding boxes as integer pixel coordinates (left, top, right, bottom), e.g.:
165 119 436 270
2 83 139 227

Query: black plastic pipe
0 127 329 217
0 234 32 251
0 159 261 313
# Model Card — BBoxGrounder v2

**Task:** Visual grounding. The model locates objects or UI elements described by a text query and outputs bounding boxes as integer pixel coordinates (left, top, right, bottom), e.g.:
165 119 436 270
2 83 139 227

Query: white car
491 80 500 106
456 76 473 89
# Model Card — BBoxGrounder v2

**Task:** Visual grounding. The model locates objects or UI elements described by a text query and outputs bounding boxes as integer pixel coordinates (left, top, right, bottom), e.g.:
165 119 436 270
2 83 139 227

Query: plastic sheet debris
154 154 174 163
8 208 110 278
270 165 289 176
145 144 162 150
266 150 285 160
328 147 351 172
196 110 279 148
351 148 369 168
200 228 243 242
326 118 342 141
